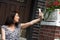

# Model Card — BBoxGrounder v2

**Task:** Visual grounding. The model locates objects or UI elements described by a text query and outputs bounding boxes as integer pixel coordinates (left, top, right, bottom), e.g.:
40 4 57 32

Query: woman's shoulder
1 25 7 29
1 25 6 26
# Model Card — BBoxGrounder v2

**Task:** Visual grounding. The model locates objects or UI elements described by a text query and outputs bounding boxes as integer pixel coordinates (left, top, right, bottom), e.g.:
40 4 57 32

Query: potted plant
44 0 60 21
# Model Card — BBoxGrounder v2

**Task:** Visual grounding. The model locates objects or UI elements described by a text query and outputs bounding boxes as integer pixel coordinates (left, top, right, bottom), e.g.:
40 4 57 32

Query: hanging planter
44 0 60 21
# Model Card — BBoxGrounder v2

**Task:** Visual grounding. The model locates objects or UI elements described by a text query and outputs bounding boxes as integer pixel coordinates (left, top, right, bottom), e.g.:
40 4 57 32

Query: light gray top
1 25 21 40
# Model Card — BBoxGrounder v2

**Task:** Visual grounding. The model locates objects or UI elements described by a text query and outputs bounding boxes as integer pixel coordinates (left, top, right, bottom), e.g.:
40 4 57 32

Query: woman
1 10 44 40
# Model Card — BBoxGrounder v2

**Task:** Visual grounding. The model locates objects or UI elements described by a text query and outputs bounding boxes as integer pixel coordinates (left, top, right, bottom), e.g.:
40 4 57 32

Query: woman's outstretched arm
21 18 41 28
20 12 44 29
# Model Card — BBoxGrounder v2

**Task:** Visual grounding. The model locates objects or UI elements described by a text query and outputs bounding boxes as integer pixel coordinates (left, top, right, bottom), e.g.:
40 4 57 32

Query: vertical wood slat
0 3 7 25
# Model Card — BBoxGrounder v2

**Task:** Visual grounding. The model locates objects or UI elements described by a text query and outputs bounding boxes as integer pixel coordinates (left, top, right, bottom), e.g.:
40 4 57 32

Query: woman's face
14 13 20 23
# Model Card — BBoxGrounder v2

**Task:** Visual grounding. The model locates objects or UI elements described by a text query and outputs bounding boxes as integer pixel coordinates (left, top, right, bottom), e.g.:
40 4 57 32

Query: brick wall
39 25 60 40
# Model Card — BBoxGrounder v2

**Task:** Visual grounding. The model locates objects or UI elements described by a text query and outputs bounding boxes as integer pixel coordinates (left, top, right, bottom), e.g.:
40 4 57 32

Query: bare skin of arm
21 18 41 29
1 28 5 40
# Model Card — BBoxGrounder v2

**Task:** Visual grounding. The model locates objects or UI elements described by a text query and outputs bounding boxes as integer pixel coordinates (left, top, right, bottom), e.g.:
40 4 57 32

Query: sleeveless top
1 25 21 40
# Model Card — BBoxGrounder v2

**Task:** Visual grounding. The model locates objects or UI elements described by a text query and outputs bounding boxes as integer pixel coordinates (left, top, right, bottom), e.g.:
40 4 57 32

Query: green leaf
58 0 60 2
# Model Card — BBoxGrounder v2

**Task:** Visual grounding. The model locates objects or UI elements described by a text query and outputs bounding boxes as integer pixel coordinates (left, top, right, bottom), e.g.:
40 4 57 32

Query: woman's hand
38 9 44 19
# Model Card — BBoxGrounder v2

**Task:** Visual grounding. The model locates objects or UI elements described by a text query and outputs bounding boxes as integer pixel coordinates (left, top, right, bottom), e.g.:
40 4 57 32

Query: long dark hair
4 11 19 26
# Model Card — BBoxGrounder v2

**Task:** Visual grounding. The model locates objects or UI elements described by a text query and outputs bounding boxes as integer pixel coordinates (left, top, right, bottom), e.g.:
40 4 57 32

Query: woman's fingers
38 8 44 19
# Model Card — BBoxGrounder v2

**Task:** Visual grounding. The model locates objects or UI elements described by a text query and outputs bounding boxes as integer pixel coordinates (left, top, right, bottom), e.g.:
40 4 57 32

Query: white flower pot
44 9 60 21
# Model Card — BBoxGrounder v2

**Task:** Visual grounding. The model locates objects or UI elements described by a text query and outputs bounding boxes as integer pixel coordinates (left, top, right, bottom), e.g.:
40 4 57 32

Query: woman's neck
8 24 15 28
7 24 16 32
